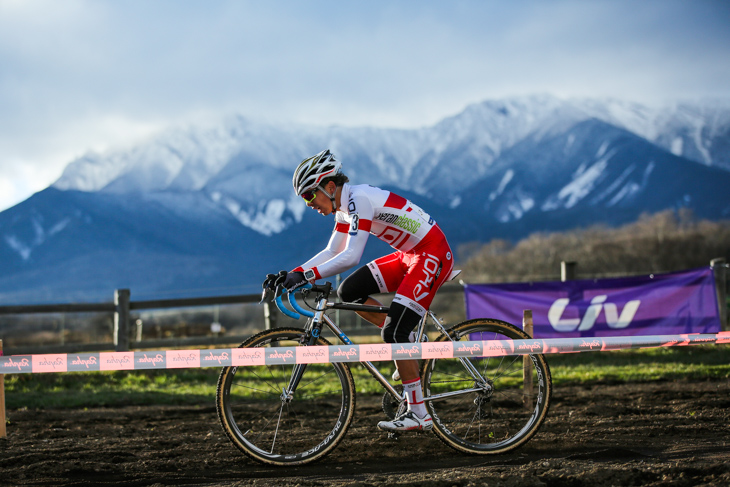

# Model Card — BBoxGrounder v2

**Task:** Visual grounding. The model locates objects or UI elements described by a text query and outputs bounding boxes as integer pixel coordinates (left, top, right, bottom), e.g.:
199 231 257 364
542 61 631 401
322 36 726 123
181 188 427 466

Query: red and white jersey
297 184 442 279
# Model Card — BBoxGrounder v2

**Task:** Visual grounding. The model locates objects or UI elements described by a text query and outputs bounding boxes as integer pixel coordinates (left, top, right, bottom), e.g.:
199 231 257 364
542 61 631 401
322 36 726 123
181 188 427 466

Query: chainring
381 385 406 420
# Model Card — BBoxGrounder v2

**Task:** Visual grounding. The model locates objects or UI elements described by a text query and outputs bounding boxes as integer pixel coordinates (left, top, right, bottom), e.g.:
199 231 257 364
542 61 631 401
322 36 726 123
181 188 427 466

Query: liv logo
548 295 641 332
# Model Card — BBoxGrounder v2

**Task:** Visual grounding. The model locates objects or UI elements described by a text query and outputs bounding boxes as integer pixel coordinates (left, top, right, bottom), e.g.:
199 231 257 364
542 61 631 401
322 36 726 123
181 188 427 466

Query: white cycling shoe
392 331 427 382
377 411 433 432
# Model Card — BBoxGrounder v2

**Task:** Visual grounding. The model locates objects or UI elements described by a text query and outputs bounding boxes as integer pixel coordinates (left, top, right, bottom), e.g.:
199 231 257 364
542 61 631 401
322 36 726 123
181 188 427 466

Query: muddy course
1 379 729 486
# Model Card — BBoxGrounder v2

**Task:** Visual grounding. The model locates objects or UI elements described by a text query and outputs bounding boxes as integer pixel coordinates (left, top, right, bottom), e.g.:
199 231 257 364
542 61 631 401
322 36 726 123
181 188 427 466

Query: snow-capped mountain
52 94 730 232
2 95 729 303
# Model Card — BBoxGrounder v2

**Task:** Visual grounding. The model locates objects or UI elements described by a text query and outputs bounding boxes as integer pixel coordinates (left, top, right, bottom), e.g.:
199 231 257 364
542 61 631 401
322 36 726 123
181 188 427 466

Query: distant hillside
460 210 730 283
1 95 729 304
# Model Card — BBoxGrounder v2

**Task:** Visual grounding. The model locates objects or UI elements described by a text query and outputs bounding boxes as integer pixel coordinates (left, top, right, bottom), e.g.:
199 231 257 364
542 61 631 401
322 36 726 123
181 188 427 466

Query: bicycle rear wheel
216 327 356 466
421 318 551 455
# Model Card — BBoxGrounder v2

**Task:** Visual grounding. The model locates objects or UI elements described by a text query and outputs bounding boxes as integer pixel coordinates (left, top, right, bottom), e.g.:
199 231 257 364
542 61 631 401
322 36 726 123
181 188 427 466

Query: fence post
561 261 576 282
711 258 728 331
264 302 277 330
522 310 534 411
1 339 6 438
114 289 131 352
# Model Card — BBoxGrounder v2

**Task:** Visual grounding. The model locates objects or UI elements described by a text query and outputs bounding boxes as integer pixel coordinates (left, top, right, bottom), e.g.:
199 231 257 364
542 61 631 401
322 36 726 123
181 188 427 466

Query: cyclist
264 149 455 432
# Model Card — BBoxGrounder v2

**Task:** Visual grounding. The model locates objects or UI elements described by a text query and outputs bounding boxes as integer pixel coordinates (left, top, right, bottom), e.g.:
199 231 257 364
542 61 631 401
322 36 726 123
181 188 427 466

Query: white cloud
0 0 729 211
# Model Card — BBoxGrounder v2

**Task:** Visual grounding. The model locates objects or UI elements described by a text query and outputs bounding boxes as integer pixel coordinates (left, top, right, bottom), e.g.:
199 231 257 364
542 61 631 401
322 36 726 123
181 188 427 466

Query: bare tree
460 210 730 282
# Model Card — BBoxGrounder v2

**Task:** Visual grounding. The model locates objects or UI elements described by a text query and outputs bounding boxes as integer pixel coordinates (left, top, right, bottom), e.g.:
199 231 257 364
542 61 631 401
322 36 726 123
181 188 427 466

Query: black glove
262 272 281 291
280 271 307 291
261 271 286 302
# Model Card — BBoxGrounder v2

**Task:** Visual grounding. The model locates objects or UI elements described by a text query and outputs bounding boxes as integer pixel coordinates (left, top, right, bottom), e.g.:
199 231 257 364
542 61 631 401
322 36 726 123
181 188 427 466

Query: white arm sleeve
311 228 369 278
298 191 373 279
298 227 348 271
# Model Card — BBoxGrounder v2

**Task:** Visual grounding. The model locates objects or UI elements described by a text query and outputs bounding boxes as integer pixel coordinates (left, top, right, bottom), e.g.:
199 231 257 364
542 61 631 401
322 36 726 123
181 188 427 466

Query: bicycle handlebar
274 284 315 319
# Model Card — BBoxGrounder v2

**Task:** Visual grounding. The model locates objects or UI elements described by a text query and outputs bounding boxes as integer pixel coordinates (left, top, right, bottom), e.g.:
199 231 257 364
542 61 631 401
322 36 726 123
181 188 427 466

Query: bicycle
215 276 552 466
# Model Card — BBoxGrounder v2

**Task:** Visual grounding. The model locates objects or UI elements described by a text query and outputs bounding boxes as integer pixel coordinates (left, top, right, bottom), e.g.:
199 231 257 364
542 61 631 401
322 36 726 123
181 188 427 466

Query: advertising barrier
1 332 728 374
465 267 721 338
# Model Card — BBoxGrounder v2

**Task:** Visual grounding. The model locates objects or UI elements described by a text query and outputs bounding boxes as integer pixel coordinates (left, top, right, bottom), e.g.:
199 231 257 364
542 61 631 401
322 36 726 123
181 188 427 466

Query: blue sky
1 0 729 211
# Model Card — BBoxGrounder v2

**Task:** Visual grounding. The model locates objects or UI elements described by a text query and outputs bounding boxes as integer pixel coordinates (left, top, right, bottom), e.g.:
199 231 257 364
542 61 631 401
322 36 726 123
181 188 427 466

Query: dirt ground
1 379 729 487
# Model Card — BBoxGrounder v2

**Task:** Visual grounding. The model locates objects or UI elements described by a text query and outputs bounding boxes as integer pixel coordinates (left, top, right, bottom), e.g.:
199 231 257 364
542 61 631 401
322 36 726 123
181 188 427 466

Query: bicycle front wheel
421 318 552 455
216 327 356 466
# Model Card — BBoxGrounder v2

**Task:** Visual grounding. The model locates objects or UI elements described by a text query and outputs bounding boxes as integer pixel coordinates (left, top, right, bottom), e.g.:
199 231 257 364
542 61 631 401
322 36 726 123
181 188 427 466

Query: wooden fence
1 259 727 355
0 283 467 355
0 291 267 355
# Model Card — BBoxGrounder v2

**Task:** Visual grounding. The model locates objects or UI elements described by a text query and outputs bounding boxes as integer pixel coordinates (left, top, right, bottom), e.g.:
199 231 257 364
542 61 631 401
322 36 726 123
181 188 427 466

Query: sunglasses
301 189 318 203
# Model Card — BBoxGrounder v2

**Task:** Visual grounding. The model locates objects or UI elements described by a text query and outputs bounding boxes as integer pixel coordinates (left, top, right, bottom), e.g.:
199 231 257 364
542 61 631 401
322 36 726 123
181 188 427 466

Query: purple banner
464 267 721 338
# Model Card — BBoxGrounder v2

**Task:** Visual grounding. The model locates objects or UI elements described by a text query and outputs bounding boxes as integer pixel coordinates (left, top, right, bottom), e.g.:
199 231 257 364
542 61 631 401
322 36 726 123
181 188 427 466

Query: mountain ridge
2 94 729 303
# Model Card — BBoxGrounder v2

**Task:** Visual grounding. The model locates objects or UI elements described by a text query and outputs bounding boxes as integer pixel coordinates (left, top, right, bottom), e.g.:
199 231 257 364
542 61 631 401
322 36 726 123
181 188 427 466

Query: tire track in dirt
1 380 729 486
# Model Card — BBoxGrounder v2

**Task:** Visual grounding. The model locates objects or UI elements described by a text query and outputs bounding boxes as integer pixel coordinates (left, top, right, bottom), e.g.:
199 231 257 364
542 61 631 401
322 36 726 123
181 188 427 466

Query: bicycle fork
280 316 326 402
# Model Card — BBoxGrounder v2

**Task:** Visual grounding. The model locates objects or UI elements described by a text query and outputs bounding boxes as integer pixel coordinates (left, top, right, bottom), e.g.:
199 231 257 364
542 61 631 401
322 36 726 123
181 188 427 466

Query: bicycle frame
219 282 552 465
280 285 492 404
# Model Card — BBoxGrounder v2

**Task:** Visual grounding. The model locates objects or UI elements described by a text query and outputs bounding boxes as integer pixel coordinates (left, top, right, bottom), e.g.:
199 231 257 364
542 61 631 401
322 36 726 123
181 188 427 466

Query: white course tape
1 332 728 374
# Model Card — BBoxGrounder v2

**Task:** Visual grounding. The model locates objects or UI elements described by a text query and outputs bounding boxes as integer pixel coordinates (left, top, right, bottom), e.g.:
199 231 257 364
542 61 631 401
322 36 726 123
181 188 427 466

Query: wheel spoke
216 329 356 466
423 319 552 455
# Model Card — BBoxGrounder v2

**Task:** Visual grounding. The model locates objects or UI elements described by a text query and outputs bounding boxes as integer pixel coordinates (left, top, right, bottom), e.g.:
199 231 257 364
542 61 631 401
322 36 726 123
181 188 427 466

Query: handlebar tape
274 284 315 319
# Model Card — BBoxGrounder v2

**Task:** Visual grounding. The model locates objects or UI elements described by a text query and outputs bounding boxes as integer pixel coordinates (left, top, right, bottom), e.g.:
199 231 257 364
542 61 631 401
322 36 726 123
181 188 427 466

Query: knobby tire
216 327 356 466
421 318 552 455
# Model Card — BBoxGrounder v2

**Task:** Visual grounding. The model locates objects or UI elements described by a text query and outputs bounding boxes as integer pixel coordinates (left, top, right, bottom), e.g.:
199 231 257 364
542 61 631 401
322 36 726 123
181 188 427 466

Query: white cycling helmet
292 149 342 196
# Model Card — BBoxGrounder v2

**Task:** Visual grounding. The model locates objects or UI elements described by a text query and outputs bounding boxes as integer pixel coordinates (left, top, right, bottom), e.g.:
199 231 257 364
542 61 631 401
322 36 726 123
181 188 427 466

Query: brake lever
260 287 274 304
274 284 286 299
